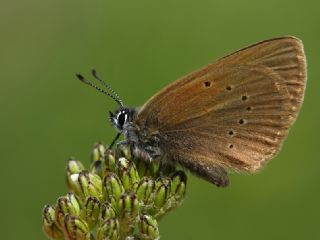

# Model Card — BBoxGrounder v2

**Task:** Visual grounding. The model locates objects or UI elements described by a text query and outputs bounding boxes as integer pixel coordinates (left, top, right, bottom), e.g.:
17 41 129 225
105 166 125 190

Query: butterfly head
76 69 133 132
109 107 133 131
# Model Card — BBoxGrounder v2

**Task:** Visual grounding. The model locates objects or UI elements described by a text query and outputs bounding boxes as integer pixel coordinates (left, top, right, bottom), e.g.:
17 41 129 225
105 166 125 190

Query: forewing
136 37 306 173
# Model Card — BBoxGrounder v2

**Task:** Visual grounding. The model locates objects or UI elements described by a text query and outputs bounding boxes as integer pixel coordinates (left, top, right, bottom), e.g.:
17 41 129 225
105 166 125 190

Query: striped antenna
76 73 124 107
91 69 124 107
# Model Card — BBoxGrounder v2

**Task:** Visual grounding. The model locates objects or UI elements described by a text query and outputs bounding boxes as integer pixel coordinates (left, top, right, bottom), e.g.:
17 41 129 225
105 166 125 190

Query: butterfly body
78 36 306 187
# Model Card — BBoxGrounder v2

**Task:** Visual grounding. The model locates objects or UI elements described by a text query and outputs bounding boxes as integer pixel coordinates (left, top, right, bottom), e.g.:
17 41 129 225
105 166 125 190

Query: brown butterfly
76 36 307 187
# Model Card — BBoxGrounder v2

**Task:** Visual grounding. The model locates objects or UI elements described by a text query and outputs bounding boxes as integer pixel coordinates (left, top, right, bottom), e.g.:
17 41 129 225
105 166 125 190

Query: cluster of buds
42 143 187 240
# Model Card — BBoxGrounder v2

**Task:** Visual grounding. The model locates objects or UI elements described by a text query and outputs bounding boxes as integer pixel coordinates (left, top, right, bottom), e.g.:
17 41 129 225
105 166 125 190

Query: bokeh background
1 0 319 239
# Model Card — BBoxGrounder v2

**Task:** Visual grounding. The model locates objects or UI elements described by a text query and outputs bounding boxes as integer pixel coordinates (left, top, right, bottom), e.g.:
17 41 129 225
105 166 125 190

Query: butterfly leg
108 132 121 149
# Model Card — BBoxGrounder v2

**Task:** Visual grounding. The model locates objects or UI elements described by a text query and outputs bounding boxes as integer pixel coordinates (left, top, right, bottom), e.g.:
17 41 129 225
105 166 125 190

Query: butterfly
76 36 307 187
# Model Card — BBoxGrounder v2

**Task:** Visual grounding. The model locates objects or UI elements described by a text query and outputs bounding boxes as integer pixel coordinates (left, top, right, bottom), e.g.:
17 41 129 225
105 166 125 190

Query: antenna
75 73 124 107
91 69 124 106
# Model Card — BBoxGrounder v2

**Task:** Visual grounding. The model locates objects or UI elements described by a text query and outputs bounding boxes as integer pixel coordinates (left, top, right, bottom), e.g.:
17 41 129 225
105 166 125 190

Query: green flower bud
109 196 120 214
42 205 64 239
105 149 116 172
154 177 171 210
118 191 139 234
96 218 120 240
133 160 160 178
103 172 124 203
100 202 116 221
118 191 139 224
66 158 85 191
171 171 187 200
66 173 82 197
138 215 159 240
77 171 103 200
90 160 106 179
81 196 101 230
91 142 106 162
55 193 81 229
136 177 155 206
117 157 140 190
63 214 91 240
66 158 85 174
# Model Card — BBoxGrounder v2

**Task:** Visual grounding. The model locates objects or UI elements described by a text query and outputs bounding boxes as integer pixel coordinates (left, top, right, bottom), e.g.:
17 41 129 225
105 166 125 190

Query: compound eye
117 111 127 128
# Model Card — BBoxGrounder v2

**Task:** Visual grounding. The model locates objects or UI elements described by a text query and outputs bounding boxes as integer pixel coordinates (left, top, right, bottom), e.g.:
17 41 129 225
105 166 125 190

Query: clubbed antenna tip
91 68 98 78
75 70 124 107
75 74 84 81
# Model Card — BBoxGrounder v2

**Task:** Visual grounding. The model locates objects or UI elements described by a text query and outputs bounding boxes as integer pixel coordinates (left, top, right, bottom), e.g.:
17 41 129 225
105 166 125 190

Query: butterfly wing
135 37 306 186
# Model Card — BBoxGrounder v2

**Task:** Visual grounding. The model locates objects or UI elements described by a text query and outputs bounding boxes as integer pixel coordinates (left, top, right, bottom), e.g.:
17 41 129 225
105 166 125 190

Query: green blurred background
1 0 319 239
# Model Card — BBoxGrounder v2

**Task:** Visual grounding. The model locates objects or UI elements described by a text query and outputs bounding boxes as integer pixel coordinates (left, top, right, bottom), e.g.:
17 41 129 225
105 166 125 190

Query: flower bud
105 149 116 172
100 202 116 221
90 160 106 178
117 157 140 190
81 196 101 230
70 170 102 199
66 158 85 191
96 218 120 240
66 173 82 197
138 215 159 240
117 191 139 234
170 170 187 200
91 142 106 162
118 191 139 222
136 177 155 206
63 214 91 240
103 172 124 203
42 205 64 239
111 197 121 214
154 177 171 210
66 158 85 174
55 193 81 229
133 160 159 177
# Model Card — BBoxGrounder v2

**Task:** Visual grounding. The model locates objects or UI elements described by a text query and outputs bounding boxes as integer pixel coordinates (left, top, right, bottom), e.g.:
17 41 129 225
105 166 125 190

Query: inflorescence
42 143 187 240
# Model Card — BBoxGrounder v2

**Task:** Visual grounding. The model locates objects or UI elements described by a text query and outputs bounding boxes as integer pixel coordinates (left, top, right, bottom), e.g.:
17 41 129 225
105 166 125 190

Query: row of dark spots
203 82 252 120
206 82 250 106
228 119 246 134
205 82 252 149
227 118 247 148
224 85 251 150
205 83 252 113
226 85 250 104
228 131 235 148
